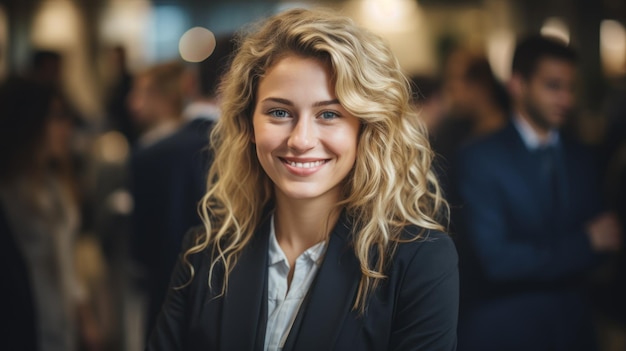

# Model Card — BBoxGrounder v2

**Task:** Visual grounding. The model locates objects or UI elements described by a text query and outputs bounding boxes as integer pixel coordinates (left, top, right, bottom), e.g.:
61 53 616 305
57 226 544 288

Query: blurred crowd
1 25 625 351
1 35 234 351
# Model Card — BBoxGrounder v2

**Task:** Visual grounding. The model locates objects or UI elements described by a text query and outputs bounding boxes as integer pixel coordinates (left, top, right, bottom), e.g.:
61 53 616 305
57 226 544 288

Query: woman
0 78 101 350
148 8 458 351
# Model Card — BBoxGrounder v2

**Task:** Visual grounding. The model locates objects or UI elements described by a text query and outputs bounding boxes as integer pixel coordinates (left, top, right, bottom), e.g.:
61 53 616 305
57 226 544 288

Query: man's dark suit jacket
147 213 459 351
454 122 603 351
131 118 214 336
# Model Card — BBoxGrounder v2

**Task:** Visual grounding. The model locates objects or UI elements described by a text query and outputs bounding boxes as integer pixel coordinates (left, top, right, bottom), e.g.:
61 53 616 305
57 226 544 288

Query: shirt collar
268 214 327 267
182 101 220 123
138 119 180 148
513 113 560 150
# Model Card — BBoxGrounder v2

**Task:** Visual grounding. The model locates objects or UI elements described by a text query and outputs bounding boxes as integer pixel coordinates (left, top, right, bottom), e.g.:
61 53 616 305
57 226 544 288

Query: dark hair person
0 77 100 351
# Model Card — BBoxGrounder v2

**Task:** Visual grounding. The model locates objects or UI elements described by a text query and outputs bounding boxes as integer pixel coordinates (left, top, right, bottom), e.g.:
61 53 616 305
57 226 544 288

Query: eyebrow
261 97 340 107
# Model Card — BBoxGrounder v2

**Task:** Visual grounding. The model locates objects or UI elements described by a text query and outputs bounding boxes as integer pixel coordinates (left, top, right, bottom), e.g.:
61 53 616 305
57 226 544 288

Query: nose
288 116 317 152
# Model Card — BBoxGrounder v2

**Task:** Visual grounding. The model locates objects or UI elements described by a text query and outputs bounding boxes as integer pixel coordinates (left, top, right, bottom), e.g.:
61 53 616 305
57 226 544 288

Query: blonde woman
148 8 458 351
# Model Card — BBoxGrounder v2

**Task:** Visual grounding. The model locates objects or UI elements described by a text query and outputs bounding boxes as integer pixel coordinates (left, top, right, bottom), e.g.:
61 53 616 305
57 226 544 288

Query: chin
548 117 566 129
282 190 323 200
276 183 338 202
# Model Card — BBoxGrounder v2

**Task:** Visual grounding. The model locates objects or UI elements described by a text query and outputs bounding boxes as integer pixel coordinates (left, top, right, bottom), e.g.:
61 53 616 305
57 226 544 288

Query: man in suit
130 35 235 339
455 34 622 351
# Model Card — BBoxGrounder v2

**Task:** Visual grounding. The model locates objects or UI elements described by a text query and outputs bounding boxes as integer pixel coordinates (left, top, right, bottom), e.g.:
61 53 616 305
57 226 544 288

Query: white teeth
287 160 325 168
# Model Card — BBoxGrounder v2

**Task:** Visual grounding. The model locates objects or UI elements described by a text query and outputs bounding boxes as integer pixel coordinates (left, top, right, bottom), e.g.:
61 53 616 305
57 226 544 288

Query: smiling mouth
280 158 329 169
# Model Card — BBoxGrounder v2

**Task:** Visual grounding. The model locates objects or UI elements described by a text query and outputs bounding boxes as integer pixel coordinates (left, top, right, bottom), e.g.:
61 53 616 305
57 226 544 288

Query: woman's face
252 54 360 204
44 98 73 160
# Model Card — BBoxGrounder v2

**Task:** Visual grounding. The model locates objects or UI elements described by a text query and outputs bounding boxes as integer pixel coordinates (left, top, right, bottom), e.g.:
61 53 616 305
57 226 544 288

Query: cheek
331 125 359 161
252 125 279 160
533 90 554 112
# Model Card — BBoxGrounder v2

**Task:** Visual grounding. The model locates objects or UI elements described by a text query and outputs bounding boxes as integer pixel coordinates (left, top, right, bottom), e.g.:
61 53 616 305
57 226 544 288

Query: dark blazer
454 122 603 351
147 213 459 351
0 203 38 351
131 118 214 335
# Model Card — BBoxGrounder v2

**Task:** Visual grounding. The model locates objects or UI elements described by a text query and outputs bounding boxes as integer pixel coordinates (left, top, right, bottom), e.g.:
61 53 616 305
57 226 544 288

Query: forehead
257 54 335 95
264 54 331 77
531 57 576 80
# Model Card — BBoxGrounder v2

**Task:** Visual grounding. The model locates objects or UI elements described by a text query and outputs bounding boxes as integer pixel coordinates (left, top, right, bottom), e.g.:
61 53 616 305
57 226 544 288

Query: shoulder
391 228 458 281
170 120 212 144
131 140 171 165
175 226 225 290
179 226 214 265
459 125 513 159
455 125 518 178
181 225 206 248
386 228 459 315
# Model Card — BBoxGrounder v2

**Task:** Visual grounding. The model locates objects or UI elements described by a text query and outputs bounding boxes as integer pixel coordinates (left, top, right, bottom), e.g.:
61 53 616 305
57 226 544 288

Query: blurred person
0 189 37 351
434 48 475 163
602 75 626 228
104 45 137 145
436 51 510 164
409 75 454 200
128 61 186 148
147 8 458 350
410 74 445 134
29 50 63 87
455 34 622 351
0 77 102 351
434 52 510 207
130 35 236 340
128 61 186 343
454 56 510 135
594 74 626 326
28 49 84 122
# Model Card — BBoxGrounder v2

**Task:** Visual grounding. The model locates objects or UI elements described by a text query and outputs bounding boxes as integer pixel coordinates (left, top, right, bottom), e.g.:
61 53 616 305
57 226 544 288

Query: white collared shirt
182 101 220 123
512 114 560 151
137 119 180 149
264 216 327 351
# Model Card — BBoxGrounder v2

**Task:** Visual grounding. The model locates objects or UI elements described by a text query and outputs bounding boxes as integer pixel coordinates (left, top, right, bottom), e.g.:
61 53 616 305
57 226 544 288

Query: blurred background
1 0 625 128
0 0 625 351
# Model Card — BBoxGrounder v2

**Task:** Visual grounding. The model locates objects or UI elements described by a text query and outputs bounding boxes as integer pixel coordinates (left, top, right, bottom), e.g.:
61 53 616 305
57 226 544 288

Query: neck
273 192 341 256
516 107 551 143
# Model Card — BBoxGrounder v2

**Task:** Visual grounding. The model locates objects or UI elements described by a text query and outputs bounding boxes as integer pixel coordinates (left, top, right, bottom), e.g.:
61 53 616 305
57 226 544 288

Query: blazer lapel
505 123 555 224
220 214 271 351
556 141 573 221
283 214 361 351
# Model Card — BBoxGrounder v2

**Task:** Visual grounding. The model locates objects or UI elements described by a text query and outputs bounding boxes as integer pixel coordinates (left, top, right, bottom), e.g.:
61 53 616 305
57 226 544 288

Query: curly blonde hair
184 8 448 312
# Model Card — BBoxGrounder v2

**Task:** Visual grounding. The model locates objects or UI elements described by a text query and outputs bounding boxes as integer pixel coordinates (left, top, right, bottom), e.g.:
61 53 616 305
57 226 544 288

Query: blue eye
269 109 290 118
320 111 339 120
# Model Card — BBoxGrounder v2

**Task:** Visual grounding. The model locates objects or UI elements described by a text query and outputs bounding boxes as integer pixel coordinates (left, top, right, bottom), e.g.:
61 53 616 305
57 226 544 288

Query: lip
279 157 330 176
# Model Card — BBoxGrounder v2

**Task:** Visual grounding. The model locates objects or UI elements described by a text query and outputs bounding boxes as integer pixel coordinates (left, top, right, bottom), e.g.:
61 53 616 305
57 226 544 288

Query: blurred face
252 55 360 203
44 98 73 160
520 58 575 130
443 50 474 116
419 94 445 133
128 75 160 129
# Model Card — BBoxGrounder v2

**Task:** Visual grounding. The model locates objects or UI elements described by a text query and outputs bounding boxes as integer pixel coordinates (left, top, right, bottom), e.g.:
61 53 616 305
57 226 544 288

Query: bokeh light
541 17 570 44
600 19 626 77
179 27 216 63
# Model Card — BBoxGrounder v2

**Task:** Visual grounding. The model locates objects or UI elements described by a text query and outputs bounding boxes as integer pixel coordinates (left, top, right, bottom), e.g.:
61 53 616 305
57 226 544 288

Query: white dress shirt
513 114 560 150
182 101 220 123
264 216 327 351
